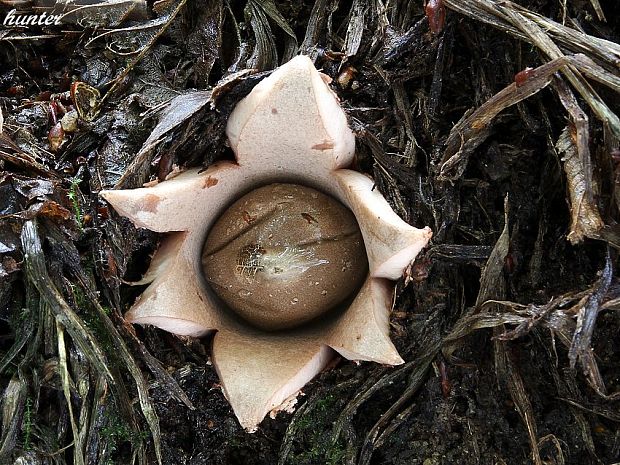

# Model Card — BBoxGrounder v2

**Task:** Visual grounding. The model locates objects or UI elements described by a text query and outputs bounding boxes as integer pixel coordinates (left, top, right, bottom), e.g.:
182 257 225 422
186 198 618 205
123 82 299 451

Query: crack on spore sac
236 243 329 280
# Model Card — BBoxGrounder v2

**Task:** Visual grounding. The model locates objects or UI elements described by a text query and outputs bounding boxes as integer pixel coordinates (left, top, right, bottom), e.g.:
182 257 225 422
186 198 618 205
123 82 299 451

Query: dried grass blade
442 0 620 64
438 58 565 179
72 349 92 460
499 3 620 139
20 221 114 384
428 244 493 262
329 367 409 450
278 379 358 465
480 200 542 464
255 0 298 62
514 5 617 59
343 0 367 57
98 316 169 464
568 252 612 381
129 334 194 409
392 82 417 164
561 396 620 422
459 198 543 464
84 15 169 49
494 336 543 465
587 0 606 21
443 0 523 39
86 375 109 464
553 368 600 460
300 0 337 57
569 54 620 93
475 196 509 307
0 304 36 375
553 77 594 205
443 311 529 354
74 282 166 462
357 347 440 465
0 377 27 461
57 322 85 465
247 0 278 71
555 126 604 243
493 298 562 341
576 348 608 396
277 391 316 465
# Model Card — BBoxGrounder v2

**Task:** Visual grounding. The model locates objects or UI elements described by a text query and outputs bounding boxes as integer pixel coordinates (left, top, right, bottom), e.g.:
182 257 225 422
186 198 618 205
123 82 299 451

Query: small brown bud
48 122 65 152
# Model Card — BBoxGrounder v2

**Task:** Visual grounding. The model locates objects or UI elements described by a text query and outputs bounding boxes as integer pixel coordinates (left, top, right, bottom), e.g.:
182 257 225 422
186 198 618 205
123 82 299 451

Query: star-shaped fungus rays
100 55 432 430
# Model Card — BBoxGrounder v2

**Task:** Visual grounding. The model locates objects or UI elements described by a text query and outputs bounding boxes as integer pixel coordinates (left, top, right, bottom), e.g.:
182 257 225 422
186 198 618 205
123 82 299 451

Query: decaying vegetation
0 0 619 464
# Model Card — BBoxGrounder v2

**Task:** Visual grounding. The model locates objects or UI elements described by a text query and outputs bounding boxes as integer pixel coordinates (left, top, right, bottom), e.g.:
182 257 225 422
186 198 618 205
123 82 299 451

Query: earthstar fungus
100 56 432 430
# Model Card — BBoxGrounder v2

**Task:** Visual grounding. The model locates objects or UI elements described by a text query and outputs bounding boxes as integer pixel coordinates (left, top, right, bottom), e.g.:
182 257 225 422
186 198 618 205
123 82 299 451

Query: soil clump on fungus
1 1 619 464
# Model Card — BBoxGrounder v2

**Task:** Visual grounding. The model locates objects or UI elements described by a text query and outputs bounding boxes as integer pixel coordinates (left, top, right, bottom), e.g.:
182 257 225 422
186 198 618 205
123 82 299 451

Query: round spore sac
201 183 368 331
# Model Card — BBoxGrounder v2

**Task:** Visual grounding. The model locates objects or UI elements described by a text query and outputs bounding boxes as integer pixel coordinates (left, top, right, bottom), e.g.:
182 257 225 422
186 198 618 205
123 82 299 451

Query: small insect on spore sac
201 183 368 331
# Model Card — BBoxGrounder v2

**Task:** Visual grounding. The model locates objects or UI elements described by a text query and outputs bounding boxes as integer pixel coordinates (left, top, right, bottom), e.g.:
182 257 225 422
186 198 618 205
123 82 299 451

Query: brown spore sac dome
201 183 368 331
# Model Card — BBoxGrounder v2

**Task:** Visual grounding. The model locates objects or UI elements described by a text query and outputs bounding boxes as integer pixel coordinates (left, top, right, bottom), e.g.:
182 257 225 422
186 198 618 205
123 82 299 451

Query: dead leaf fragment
556 126 604 244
